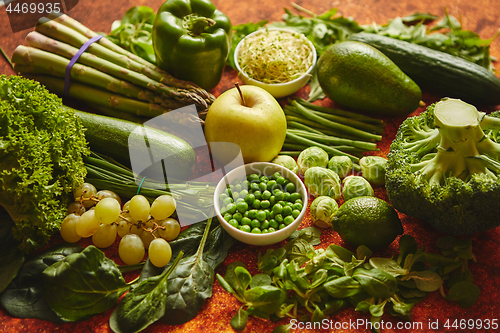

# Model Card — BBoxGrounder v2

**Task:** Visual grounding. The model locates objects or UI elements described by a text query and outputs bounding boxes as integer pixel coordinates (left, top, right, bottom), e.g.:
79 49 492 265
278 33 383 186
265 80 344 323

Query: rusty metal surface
1 0 500 332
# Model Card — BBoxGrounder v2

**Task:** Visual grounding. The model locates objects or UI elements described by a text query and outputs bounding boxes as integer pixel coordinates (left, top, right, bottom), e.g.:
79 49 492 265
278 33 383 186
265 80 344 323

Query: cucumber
75 110 197 180
348 32 500 106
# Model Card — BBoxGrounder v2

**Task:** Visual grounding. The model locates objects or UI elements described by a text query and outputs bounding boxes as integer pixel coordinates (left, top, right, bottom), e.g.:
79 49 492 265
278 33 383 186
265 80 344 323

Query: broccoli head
386 98 500 235
0 75 89 253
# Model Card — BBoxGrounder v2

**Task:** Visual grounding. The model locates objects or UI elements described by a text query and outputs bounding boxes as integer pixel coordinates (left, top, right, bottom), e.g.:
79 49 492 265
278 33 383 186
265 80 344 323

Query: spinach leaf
0 210 24 293
445 280 481 308
352 267 398 299
324 276 361 298
230 307 248 332
161 216 217 325
109 252 184 333
43 245 128 322
0 242 83 322
369 257 408 277
405 270 442 292
244 285 286 318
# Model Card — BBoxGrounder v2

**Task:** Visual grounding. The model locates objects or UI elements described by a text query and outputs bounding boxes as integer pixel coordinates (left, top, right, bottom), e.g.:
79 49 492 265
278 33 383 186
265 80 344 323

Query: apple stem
235 82 246 107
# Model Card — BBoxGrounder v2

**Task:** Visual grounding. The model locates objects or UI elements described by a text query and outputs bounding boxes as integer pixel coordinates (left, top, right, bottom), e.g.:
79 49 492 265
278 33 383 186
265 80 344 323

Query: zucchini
348 32 500 106
75 109 197 180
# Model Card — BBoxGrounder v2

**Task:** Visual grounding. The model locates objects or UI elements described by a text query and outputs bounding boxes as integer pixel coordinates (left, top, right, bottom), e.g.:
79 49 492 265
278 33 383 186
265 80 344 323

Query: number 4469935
5 2 61 14
444 318 498 330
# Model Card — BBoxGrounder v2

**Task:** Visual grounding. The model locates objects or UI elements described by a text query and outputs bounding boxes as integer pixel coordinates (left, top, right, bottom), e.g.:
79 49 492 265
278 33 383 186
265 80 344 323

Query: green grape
122 200 131 211
60 213 81 243
129 223 143 235
94 197 121 225
96 190 122 206
150 195 177 220
128 195 151 222
73 182 97 208
158 218 181 241
116 219 131 238
67 202 85 216
92 223 117 248
148 238 172 267
140 230 155 249
75 210 100 238
119 234 145 265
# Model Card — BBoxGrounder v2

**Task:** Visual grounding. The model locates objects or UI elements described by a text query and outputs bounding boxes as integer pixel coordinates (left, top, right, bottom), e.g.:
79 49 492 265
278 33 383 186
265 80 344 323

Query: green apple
204 85 287 165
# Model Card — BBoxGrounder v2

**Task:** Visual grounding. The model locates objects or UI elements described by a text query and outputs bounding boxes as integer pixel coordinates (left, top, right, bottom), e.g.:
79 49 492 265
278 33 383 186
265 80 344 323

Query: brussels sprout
310 196 339 229
304 167 341 199
327 156 353 178
359 156 388 186
271 155 299 174
342 175 374 201
297 147 329 175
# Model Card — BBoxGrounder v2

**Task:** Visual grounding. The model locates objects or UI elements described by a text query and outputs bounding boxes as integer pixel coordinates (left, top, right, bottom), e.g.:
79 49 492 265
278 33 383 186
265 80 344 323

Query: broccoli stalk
409 99 500 185
386 98 500 235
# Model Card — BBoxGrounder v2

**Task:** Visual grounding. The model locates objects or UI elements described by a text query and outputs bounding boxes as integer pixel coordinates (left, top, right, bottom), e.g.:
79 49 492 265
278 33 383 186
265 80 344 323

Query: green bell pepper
153 0 231 91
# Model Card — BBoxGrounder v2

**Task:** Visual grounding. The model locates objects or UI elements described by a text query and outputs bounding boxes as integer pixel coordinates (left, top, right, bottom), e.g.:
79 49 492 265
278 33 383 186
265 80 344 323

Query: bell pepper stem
184 14 216 36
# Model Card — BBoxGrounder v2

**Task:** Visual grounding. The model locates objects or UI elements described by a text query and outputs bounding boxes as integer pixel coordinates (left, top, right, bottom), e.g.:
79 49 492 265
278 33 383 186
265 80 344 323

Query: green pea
268 227 276 233
278 200 287 207
239 225 251 232
253 190 262 200
279 223 286 230
223 213 232 222
241 217 252 226
236 201 248 214
274 190 284 201
261 229 269 234
251 219 261 228
229 219 239 228
271 171 281 180
270 195 276 206
272 203 283 215
247 174 260 182
275 214 283 223
276 176 286 185
232 192 240 200
235 198 245 204
239 189 249 199
292 209 301 218
224 188 232 197
256 210 267 222
260 176 269 183
252 199 261 209
250 182 260 192
248 209 257 219
293 203 303 211
242 180 250 189
244 193 255 205
232 212 243 222
283 192 290 202
267 180 277 191
295 199 303 205
243 211 249 218
289 192 302 202
219 193 228 201
260 220 270 230
264 209 272 219
260 200 270 209
223 197 233 206
269 219 278 229
262 190 271 200
234 184 242 192
259 182 267 192
284 201 293 207
283 206 293 216
226 203 237 214
251 227 262 234
286 182 296 193
284 215 295 225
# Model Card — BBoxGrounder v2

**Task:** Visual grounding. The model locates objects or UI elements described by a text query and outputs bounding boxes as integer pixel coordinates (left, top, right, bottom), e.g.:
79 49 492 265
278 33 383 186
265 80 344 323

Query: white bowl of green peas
214 162 308 246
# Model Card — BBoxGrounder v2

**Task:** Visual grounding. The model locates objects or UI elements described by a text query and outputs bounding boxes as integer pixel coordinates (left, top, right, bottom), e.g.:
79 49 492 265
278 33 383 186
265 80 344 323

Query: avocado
316 41 422 117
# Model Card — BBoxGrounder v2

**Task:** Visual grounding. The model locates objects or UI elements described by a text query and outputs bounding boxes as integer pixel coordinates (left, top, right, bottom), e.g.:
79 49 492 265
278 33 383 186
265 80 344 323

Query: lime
332 196 404 250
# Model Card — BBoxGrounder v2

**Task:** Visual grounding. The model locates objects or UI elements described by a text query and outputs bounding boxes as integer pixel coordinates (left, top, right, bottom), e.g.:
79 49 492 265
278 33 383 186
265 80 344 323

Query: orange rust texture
1 0 500 332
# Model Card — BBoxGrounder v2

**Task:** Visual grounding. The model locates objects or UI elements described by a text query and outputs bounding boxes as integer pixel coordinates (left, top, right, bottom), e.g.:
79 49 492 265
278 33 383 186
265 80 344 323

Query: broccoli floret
386 98 500 235
0 75 89 253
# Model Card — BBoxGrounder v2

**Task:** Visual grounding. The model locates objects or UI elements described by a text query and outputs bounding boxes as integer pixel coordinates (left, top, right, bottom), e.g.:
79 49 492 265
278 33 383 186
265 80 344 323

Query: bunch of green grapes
60 183 181 267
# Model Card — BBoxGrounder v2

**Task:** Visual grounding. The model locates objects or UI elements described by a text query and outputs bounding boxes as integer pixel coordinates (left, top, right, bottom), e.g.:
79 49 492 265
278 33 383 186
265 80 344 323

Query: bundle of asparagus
281 98 385 166
11 14 215 122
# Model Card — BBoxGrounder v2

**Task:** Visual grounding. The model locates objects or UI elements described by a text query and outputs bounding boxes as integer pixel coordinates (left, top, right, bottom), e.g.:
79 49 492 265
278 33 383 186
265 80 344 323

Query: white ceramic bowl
214 162 308 246
234 28 317 99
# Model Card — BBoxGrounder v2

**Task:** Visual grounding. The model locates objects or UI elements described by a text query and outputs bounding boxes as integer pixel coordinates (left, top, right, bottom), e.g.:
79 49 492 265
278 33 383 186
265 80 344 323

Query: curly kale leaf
0 75 89 253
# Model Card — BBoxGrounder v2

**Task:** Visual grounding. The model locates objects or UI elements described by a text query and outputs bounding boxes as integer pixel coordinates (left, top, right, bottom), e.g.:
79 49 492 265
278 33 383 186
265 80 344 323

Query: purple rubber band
64 35 103 96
